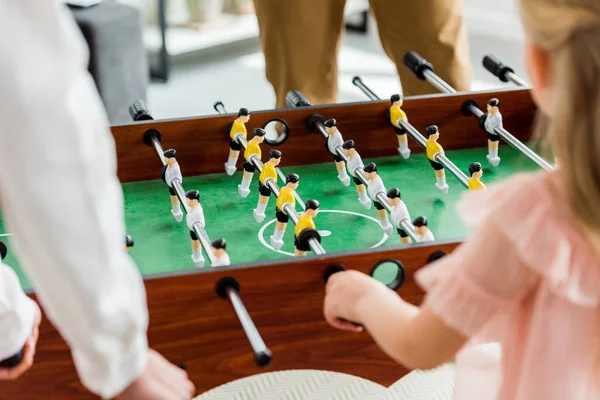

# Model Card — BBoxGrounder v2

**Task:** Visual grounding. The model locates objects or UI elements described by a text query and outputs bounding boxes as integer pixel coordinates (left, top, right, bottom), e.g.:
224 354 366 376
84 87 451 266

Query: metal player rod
216 277 272 367
213 102 307 211
232 133 325 255
403 52 553 171
213 100 324 254
352 76 379 101
482 55 528 87
285 91 418 242
352 78 470 189
130 100 218 265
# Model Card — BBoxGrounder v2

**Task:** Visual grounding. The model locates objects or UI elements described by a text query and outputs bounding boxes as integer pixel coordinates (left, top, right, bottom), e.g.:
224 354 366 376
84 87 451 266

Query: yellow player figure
253 149 282 223
425 125 449 195
125 234 134 252
413 216 435 242
238 127 266 198
294 200 321 257
224 108 251 175
483 98 503 167
211 238 230 267
185 190 206 267
467 162 486 191
324 119 351 186
342 140 371 209
161 149 184 222
270 173 299 250
389 94 411 159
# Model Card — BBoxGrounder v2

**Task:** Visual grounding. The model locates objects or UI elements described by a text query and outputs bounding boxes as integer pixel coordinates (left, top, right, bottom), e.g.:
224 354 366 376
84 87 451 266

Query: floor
146 0 528 120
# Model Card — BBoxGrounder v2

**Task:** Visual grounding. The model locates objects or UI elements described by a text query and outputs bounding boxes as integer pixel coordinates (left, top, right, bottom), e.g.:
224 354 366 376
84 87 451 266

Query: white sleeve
0 2 148 398
0 263 36 361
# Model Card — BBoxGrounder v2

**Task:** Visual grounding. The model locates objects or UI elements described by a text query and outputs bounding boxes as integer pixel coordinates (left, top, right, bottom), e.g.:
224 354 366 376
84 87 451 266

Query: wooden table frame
0 88 536 398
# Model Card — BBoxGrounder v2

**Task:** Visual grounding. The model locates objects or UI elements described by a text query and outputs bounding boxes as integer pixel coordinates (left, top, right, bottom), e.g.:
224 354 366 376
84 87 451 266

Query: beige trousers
253 0 472 107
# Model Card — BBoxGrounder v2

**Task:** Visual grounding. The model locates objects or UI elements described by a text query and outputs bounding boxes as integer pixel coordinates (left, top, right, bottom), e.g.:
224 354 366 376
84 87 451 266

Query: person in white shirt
211 239 230 267
162 149 184 222
363 163 393 236
185 190 206 267
342 140 370 209
386 188 412 244
413 216 435 242
483 98 503 167
324 119 350 186
0 1 194 398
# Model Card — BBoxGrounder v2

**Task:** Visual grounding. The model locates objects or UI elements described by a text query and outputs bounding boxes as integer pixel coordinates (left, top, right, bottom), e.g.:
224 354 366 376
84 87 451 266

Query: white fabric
212 253 230 267
484 112 503 135
326 131 344 155
346 152 364 178
367 176 387 201
390 201 411 229
186 204 206 230
164 163 182 187
0 1 148 398
419 229 436 242
0 263 37 360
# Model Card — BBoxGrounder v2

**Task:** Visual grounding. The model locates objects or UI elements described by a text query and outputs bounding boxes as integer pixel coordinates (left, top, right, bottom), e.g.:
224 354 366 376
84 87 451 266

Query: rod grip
352 76 363 86
482 55 513 83
285 90 312 108
0 348 25 368
129 99 154 121
0 240 7 260
403 51 434 80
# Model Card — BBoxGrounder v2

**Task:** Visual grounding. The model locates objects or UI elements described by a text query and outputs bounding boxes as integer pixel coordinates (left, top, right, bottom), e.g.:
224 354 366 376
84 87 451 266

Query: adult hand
323 270 391 332
115 349 195 400
0 301 42 380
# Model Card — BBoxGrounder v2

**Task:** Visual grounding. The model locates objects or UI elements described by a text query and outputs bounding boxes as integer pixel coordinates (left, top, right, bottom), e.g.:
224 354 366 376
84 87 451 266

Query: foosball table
0 54 550 399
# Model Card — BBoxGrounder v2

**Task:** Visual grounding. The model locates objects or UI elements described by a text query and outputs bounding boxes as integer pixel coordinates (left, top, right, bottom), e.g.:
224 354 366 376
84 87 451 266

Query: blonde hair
519 0 600 372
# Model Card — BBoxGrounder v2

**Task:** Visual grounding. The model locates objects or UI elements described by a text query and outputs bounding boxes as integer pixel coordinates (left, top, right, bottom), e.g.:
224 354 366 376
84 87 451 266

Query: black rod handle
129 99 154 121
351 76 380 101
213 101 227 114
285 90 312 108
483 54 514 83
403 51 434 81
216 277 272 367
0 241 25 369
0 240 7 261
0 348 25 369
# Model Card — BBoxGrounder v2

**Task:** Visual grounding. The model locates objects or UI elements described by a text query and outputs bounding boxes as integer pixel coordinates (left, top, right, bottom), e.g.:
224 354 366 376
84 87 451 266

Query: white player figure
413 216 435 242
386 188 412 244
211 238 230 267
185 190 206 267
483 98 503 167
162 149 184 222
324 119 350 186
342 140 371 209
363 163 393 236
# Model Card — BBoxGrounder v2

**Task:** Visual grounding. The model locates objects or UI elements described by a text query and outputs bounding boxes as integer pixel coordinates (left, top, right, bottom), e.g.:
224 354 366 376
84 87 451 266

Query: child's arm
357 289 467 370
324 270 467 370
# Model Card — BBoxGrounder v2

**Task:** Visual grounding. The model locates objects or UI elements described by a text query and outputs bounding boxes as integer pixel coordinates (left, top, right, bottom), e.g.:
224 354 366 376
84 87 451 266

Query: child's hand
323 270 390 332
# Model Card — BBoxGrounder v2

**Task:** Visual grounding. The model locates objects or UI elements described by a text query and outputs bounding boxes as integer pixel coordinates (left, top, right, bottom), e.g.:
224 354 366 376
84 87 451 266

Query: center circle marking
258 209 389 256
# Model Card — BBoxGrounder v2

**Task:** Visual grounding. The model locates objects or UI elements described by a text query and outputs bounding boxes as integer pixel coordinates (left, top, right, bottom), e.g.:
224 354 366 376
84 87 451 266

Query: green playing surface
0 145 540 290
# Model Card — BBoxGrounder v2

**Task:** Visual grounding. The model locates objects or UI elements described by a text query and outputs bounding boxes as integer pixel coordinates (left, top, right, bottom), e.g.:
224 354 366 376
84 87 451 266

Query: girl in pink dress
323 0 600 398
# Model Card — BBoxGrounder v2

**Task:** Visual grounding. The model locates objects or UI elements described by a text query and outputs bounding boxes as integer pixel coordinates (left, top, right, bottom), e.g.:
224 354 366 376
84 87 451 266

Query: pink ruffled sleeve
415 174 543 337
